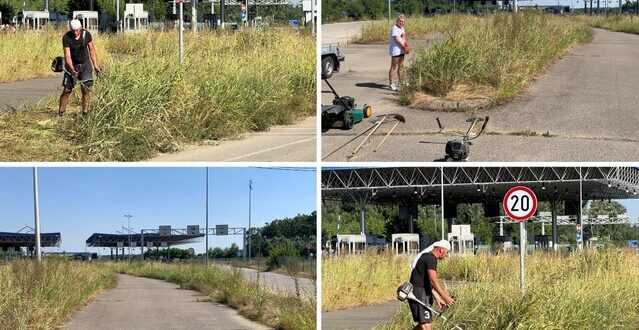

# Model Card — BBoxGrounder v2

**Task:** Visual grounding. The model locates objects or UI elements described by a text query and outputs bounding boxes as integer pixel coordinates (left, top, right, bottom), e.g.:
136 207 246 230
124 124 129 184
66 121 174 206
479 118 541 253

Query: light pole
124 214 133 261
248 179 252 261
33 167 42 262
205 167 209 266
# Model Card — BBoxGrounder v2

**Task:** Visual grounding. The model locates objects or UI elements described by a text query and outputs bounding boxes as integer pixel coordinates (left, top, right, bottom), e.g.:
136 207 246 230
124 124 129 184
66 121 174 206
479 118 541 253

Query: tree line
322 200 638 246
322 0 501 23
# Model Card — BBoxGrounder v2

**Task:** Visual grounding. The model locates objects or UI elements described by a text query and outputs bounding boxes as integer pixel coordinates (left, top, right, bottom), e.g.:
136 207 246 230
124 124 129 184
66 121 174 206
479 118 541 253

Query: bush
267 239 301 270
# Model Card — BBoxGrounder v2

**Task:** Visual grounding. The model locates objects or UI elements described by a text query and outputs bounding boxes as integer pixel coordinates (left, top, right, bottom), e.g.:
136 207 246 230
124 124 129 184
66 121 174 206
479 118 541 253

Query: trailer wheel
322 56 336 79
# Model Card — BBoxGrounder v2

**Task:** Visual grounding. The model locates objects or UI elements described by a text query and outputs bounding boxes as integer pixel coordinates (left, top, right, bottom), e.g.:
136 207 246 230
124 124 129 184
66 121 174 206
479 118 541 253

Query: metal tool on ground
374 114 405 152
321 78 372 130
323 113 405 160
434 116 489 162
397 282 464 330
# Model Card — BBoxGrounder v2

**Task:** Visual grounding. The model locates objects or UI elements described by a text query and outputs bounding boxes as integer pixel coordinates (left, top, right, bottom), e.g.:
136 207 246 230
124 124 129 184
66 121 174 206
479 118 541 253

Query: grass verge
112 262 316 330
0 259 116 330
0 29 314 161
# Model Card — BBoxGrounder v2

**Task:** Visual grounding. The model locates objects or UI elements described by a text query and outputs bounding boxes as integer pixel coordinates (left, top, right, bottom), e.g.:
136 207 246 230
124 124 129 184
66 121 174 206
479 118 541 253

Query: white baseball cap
69 19 82 30
431 239 451 251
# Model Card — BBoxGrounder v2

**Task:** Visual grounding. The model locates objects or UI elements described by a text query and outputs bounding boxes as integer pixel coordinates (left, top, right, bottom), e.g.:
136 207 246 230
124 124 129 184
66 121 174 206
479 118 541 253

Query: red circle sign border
502 186 538 222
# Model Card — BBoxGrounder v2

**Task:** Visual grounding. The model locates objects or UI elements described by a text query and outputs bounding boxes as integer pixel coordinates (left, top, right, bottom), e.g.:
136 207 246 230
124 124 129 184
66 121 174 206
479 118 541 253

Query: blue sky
0 167 316 254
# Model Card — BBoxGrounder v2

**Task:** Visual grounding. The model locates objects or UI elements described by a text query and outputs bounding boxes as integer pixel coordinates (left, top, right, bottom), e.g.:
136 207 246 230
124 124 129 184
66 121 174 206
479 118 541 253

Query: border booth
73 11 99 33
392 234 419 255
22 11 49 30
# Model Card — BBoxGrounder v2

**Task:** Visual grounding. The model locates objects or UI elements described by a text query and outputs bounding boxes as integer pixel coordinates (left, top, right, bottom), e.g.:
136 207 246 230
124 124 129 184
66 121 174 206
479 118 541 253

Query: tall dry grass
404 12 592 102
0 29 111 83
0 29 315 161
112 262 316 330
361 249 639 329
580 14 639 34
0 259 116 330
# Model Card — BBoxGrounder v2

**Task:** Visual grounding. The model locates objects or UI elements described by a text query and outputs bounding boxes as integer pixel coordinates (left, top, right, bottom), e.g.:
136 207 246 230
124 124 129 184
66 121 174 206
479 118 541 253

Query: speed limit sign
503 185 538 293
503 186 538 221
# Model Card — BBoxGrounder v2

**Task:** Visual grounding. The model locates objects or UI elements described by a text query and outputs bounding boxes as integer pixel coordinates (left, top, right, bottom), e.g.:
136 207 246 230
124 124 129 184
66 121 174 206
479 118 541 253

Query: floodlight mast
33 167 42 262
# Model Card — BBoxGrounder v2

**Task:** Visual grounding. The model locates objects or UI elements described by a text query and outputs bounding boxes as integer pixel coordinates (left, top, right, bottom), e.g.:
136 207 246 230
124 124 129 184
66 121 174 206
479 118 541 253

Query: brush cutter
433 116 489 162
397 282 464 330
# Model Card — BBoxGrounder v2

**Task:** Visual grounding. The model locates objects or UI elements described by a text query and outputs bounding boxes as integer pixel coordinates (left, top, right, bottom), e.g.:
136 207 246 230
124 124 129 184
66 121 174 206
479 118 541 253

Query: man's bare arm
427 269 454 306
87 41 100 72
64 47 76 74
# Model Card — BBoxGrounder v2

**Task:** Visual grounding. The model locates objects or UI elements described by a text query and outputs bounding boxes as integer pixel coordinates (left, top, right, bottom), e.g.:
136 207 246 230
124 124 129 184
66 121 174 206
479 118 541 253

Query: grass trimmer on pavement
397 282 464 330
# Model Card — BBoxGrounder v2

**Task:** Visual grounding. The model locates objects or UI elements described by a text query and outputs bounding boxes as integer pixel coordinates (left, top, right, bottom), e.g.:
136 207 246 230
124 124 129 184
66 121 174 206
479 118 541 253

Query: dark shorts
392 54 405 60
408 286 433 324
62 62 93 91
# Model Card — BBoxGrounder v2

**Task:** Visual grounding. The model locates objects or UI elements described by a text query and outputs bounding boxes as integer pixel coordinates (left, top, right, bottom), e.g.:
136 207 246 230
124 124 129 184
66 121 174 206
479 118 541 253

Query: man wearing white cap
408 240 455 330
58 18 101 116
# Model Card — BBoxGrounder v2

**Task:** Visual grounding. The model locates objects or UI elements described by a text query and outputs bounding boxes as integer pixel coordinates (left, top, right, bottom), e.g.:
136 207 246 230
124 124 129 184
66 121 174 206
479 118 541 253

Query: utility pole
116 0 120 32
192 0 198 32
124 214 133 261
179 0 185 64
33 167 42 262
248 179 252 261
440 167 445 240
205 167 209 266
514 0 518 13
388 0 391 25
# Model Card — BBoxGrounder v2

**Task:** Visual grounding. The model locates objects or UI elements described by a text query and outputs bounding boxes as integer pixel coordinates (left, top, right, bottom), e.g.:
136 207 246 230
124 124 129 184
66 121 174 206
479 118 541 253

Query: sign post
503 186 538 292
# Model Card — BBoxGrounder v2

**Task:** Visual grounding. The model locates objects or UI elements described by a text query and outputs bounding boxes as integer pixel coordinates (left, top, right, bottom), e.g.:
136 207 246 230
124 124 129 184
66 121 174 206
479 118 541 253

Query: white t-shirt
389 24 405 57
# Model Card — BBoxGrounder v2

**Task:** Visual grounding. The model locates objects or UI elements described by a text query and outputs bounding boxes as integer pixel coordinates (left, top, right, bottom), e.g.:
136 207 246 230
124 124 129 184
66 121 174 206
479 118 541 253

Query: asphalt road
64 274 269 330
322 301 400 330
152 117 316 162
0 76 60 111
321 24 639 161
216 264 315 297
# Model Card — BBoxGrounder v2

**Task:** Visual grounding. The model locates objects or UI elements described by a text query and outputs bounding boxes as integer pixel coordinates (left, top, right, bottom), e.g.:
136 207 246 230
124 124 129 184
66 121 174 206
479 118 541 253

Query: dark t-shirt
62 30 92 64
409 252 438 292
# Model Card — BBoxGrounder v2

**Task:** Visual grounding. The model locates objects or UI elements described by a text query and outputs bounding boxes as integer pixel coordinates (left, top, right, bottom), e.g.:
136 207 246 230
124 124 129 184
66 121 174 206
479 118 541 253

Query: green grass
112 262 316 330
336 250 639 329
0 29 315 161
0 259 116 330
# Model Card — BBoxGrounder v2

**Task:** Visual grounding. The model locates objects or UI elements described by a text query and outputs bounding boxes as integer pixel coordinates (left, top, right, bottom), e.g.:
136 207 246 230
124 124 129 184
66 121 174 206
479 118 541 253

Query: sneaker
390 83 398 91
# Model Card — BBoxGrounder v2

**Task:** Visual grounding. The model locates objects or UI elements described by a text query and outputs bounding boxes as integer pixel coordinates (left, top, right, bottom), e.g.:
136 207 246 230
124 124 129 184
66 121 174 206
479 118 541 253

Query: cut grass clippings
0 259 116 330
111 262 316 330
0 29 315 161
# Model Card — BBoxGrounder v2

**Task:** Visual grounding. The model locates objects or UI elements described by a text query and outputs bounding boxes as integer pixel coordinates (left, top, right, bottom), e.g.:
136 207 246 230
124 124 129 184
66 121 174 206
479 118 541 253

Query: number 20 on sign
503 186 538 292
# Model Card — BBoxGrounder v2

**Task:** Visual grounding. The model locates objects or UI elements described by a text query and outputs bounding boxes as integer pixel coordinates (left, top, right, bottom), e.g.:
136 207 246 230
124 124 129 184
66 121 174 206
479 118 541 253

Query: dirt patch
409 84 495 112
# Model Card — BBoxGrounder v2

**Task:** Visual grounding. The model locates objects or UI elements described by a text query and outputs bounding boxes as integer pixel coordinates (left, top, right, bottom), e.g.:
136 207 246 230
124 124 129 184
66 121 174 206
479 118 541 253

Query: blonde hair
396 14 406 22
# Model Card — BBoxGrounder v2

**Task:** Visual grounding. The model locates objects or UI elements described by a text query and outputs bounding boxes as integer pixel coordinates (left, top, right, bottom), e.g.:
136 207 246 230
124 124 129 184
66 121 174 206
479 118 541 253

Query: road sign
216 224 228 235
503 186 538 222
503 185 538 293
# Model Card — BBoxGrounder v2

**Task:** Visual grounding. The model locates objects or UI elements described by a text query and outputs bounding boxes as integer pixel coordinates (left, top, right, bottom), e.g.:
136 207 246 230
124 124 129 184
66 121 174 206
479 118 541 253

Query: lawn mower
322 78 372 130
397 282 464 330
432 116 489 162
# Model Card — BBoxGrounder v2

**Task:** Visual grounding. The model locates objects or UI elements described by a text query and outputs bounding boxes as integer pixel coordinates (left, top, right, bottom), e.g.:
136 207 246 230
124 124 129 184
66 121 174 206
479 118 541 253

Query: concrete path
152 116 316 162
64 274 269 330
0 76 60 111
321 25 639 161
322 301 400 330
